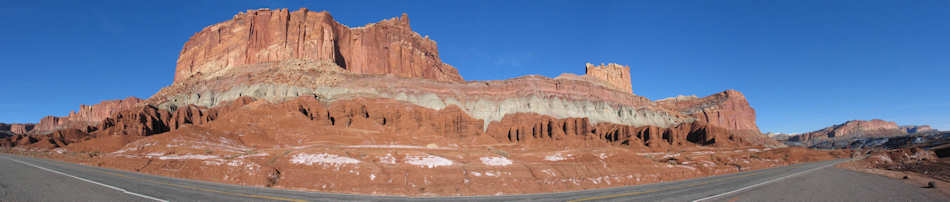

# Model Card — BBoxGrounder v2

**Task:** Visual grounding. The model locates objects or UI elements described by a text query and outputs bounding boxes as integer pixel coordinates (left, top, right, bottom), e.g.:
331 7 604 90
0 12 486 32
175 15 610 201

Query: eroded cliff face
656 90 775 145
31 97 144 134
9 124 33 134
584 63 632 94
0 123 33 135
657 90 759 132
175 8 462 83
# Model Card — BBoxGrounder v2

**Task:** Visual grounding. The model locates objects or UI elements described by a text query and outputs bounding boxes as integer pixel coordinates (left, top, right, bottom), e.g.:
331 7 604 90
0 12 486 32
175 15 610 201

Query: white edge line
692 160 845 202
2 156 168 202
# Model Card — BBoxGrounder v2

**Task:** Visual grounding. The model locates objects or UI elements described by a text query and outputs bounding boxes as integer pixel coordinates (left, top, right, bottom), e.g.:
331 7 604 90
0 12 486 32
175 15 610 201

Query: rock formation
0 123 34 135
0 8 802 196
787 119 931 143
10 124 33 134
583 63 632 93
900 125 935 134
175 8 462 83
31 97 144 134
657 90 773 145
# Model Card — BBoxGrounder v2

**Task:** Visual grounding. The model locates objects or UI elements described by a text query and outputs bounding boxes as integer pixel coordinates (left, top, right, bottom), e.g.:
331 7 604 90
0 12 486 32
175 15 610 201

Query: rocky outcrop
175 8 462 83
583 63 632 93
31 97 145 134
0 123 34 135
657 90 759 133
656 90 773 145
10 124 34 134
900 125 935 134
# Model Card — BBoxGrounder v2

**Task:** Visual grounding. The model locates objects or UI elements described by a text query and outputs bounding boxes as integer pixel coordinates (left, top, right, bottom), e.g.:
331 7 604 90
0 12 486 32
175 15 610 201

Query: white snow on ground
541 169 557 177
676 165 698 171
545 152 571 161
378 153 397 164
747 148 761 152
635 152 665 156
154 154 220 160
112 147 137 154
599 153 608 160
291 153 360 167
345 145 455 150
163 137 251 153
203 160 223 166
237 153 269 159
405 154 453 168
661 153 680 159
53 148 66 154
691 151 716 155
480 156 512 166
370 174 376 181
471 171 482 176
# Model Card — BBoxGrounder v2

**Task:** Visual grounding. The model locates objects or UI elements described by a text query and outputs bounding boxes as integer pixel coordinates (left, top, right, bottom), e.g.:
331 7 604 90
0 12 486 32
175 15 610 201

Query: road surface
0 153 944 201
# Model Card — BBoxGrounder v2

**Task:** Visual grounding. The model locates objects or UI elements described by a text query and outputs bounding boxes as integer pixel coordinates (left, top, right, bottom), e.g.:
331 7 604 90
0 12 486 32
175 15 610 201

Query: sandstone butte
0 8 848 196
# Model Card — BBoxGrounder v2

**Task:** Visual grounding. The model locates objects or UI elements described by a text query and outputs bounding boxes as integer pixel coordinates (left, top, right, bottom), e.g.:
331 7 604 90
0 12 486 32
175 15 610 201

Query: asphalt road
0 153 944 201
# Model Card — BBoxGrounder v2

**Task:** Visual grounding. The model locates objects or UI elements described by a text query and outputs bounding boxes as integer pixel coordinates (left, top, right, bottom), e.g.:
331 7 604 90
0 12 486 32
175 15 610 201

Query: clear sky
1 0 947 133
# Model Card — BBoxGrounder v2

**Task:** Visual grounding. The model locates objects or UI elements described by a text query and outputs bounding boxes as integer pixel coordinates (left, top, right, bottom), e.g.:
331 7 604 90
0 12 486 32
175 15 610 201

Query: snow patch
635 152 664 156
155 154 220 160
405 154 453 168
545 152 571 161
480 156 512 166
661 153 681 159
345 145 455 150
541 169 557 177
237 153 269 159
291 153 360 167
378 153 397 164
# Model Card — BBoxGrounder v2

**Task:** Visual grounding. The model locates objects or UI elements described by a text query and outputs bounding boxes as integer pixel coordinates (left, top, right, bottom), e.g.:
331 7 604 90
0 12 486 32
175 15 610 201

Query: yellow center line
72 165 307 202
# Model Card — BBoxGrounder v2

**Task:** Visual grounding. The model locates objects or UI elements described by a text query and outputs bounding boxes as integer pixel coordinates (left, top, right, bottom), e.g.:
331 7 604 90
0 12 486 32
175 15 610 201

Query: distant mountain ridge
779 119 938 148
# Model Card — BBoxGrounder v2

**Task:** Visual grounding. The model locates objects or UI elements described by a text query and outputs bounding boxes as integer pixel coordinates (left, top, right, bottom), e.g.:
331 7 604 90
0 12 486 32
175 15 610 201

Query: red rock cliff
584 63 632 93
175 8 462 83
657 90 760 133
657 90 775 145
32 97 145 134
9 124 34 134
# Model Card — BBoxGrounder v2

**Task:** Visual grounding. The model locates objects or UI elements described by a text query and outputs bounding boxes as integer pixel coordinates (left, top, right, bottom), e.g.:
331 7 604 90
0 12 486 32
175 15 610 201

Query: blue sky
1 0 947 133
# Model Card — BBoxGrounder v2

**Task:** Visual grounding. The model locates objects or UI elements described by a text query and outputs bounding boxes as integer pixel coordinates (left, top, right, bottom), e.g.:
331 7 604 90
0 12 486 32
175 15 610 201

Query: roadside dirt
838 147 950 197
